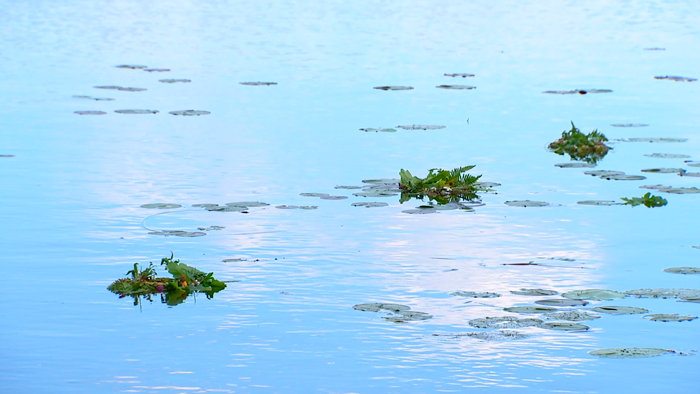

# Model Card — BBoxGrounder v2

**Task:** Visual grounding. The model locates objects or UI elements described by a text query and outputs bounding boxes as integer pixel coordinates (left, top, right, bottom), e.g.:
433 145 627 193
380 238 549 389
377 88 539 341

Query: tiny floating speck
74 110 106 115
115 109 159 114
240 82 277 86
169 110 210 116
159 79 191 83
373 86 413 91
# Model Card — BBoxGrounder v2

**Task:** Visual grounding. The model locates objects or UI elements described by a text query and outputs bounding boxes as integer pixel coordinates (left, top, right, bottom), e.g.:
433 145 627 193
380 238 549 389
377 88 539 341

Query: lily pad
192 203 220 208
444 73 474 78
535 299 589 307
663 267 700 275
504 200 549 207
384 310 433 322
0 155 15 158
402 208 437 214
207 206 247 212
362 178 400 184
654 75 697 82
396 125 446 130
544 310 600 321
450 291 501 298
148 230 206 237
144 68 170 72
169 110 211 116
644 314 697 322
611 124 649 127
74 111 106 115
116 64 147 69
299 206 318 210
458 330 530 341
351 202 389 208
541 322 589 331
584 170 626 177
197 226 225 231
275 205 299 209
624 288 700 299
644 153 691 159
115 109 159 114
555 162 596 168
240 82 277 86
577 200 623 206
319 195 348 200
663 187 700 194
353 191 399 197
511 289 559 296
73 95 115 101
140 203 182 209
626 137 688 143
591 306 648 315
360 128 396 133
373 86 413 91
300 193 330 197
353 303 410 312
639 184 673 190
93 85 122 90
680 172 700 177
562 289 626 301
685 161 700 167
589 348 669 358
468 316 542 329
603 174 646 181
226 201 269 207
504 306 557 314
641 168 685 173
159 79 191 83
335 185 362 189
118 87 147 92
436 85 476 90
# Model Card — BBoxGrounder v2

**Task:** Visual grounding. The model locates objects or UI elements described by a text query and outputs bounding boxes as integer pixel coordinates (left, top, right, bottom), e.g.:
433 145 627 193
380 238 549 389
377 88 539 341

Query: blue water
1 1 699 392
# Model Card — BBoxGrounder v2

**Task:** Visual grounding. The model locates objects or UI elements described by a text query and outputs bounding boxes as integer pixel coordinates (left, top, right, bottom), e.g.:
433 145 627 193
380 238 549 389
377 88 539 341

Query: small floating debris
544 310 600 321
577 200 623 206
562 289 626 301
144 68 170 72
319 195 348 200
644 153 690 159
436 85 476 90
450 291 501 298
240 82 277 86
535 299 589 307
74 110 106 115
396 125 446 130
468 316 541 329
511 288 558 296
644 314 697 322
351 202 388 208
159 79 191 83
541 322 589 331
300 193 330 198
444 73 475 78
115 109 159 114
504 200 549 207
654 75 697 82
611 124 649 127
641 168 686 173
663 267 700 275
360 128 396 132
373 86 414 91
555 162 596 168
169 110 210 116
591 306 648 315
504 306 557 314
589 348 669 358
115 64 147 69
140 203 182 209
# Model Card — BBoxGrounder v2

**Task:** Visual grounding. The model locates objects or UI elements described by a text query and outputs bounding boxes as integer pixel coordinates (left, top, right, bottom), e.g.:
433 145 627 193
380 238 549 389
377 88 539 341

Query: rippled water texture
1 0 699 393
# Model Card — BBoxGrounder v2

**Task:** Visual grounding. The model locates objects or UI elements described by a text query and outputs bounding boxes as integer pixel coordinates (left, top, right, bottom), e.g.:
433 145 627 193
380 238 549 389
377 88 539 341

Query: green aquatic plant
108 253 228 306
620 192 668 208
398 166 483 204
548 122 611 164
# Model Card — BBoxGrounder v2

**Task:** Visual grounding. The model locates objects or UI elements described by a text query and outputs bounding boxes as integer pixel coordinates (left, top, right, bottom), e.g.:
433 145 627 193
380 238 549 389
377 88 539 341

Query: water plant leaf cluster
548 122 611 164
398 166 484 204
353 303 432 323
107 254 228 306
620 192 668 208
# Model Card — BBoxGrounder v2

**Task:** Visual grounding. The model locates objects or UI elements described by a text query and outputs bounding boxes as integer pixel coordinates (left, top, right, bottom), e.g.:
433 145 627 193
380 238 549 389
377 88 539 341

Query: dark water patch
644 47 665 51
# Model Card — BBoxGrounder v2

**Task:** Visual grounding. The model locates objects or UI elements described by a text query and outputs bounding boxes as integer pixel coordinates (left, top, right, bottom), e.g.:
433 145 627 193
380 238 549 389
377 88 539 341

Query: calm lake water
2 1 699 393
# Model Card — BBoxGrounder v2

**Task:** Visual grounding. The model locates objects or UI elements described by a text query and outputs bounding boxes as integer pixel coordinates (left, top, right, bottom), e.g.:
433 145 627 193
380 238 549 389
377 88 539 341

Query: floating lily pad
206 206 247 212
275 205 299 209
626 137 688 143
604 174 647 181
74 110 106 115
148 230 206 237
611 124 649 127
353 191 398 197
0 154 15 158
504 306 557 313
459 330 530 341
444 73 474 78
625 288 700 299
589 348 669 358
450 291 501 298
360 128 396 133
644 314 697 322
353 303 410 312
335 185 362 189
299 205 318 210
436 85 476 90
373 86 413 91
119 87 147 92
94 85 122 90
663 267 700 275
169 110 211 116
240 82 277 86
144 68 170 72
555 162 596 168
511 288 559 296
351 202 389 208
543 89 612 94
654 75 697 82
641 168 685 173
544 310 600 321
73 95 115 101
680 172 700 177
362 178 400 184
584 170 626 177
591 306 648 315
577 200 623 206
586 89 613 93
222 258 246 262
685 161 700 167
468 316 542 329
319 195 348 200
197 226 225 231
115 109 159 114
402 208 437 214
535 299 589 307
396 125 446 130
474 182 501 188
116 64 147 69
562 289 626 301
384 310 433 322
140 203 182 209
192 203 220 208
159 79 191 83
226 201 269 207
300 193 330 198
644 153 691 159
639 184 672 190
663 187 700 194
504 200 549 207
541 322 589 331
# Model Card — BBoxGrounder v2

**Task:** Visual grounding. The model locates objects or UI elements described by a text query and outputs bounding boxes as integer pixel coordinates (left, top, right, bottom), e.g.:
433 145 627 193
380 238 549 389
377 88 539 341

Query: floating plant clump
641 168 685 174
107 254 229 306
373 86 413 91
548 122 611 164
541 322 589 331
504 306 557 314
398 166 486 204
620 193 668 208
535 299 589 307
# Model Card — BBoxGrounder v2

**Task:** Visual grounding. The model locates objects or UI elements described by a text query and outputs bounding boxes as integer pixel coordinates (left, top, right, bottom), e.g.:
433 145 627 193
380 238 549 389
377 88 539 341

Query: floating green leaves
436 85 476 90
663 267 700 275
504 200 549 207
115 109 159 114
511 288 559 296
504 306 557 313
353 303 432 323
374 86 413 91
548 122 611 164
141 203 182 209
468 316 542 329
450 291 501 298
644 314 697 322
620 193 668 208
589 348 669 358
399 166 483 204
562 289 626 301
591 306 649 315
654 75 697 82
169 110 210 116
